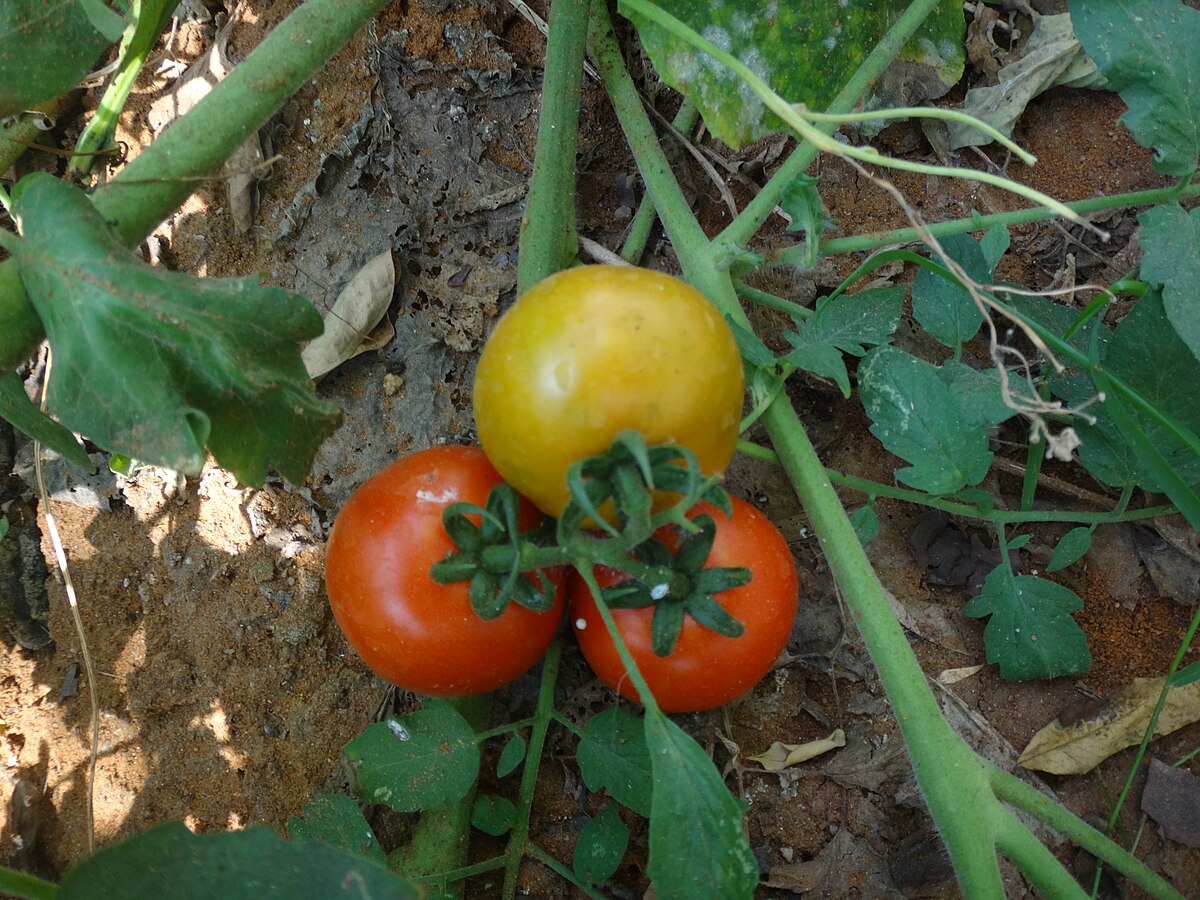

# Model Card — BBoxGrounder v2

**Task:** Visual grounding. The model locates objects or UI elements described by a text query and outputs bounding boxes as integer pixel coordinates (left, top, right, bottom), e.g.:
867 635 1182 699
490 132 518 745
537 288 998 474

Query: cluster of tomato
324 266 799 713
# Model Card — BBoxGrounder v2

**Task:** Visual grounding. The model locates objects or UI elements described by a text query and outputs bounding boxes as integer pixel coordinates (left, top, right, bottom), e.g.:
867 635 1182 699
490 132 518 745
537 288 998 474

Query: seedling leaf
2 174 340 486
645 710 757 899
471 794 516 836
1046 526 1092 573
1137 204 1200 364
577 708 653 817
343 700 480 813
859 346 993 495
849 503 880 545
784 285 905 397
287 794 387 867
963 566 1090 681
58 821 416 898
497 733 527 778
573 801 629 885
911 234 990 349
1070 0 1200 175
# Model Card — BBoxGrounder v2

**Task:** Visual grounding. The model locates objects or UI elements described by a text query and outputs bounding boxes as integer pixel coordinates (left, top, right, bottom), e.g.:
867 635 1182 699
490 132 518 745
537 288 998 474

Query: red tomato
325 446 565 696
570 497 798 712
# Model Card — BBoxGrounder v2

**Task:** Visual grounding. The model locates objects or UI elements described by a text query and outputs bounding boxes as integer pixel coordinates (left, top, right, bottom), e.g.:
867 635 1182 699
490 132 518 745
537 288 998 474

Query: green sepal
651 599 686 657
469 571 505 620
674 516 716 574
685 591 746 639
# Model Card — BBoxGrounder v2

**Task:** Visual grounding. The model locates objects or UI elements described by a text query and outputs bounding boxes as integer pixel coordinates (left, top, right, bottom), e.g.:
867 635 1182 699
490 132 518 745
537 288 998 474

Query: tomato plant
570 496 799 713
472 264 744 518
324 445 565 696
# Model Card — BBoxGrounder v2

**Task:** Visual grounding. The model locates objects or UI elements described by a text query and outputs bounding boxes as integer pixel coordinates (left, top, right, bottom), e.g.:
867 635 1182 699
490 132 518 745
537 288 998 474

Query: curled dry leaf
937 665 984 685
1019 677 1200 775
301 251 396 379
748 729 846 772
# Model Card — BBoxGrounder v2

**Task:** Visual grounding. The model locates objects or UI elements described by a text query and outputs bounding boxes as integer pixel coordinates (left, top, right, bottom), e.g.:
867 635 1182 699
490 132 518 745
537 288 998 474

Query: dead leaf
1019 677 1200 775
302 251 396 379
884 587 971 654
1142 758 1200 848
765 828 903 897
748 729 845 771
937 665 984 685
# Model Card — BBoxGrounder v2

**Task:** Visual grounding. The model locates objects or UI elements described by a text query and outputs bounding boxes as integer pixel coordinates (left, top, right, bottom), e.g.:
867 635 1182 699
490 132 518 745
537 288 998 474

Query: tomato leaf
858 346 993 495
57 821 417 899
726 318 777 368
850 502 880 546
979 225 1011 272
343 700 480 813
577 708 653 817
912 234 991 349
962 566 1091 681
0 371 93 472
471 794 516 836
1070 0 1200 175
619 0 964 149
497 734 527 778
1 174 340 486
937 360 1036 430
784 285 905 397
1137 204 1200 364
1046 526 1093 573
644 711 757 898
573 801 629 886
287 794 387 867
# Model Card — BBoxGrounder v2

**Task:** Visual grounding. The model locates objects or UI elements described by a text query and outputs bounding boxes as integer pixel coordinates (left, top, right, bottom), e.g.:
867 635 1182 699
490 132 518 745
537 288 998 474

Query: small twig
578 235 629 266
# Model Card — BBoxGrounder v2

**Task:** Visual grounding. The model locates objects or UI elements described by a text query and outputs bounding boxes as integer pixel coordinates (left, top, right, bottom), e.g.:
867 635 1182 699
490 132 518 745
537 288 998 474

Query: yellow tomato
473 265 744 518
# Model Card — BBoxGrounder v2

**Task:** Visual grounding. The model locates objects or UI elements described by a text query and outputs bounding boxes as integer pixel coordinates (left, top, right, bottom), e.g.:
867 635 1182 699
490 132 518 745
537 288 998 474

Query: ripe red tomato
325 445 565 696
473 265 744 518
570 497 798 713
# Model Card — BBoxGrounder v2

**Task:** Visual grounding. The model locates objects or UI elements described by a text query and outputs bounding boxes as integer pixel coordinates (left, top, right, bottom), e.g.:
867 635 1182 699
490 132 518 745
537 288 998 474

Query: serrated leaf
912 234 991 348
497 733 527 778
287 794 386 867
577 708 652 817
573 801 629 886
0 371 92 471
962 567 1090 681
471 794 516 836
1046 526 1093 573
858 346 993 494
619 0 964 149
1070 0 1200 174
785 286 904 396
58 821 417 899
2 173 340 486
1137 204 1200 364
0 0 116 118
645 711 757 899
343 700 480 813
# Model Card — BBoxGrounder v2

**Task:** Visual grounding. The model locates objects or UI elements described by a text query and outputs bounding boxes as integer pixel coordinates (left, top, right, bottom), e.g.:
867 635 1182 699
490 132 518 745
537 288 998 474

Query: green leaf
858 346 993 495
936 360 1034 430
1169 660 1200 688
287 794 386 867
573 801 629 886
726 318 776 368
343 700 480 813
849 502 879 546
644 711 757 899
0 515 8 541
785 286 905 396
576 708 653 817
470 794 516 836
979 225 1011 272
0 0 116 118
618 0 964 149
1046 526 1093 573
0 371 93 471
778 176 830 267
1070 0 1200 174
497 733 527 778
1007 533 1032 551
2 173 340 486
962 567 1091 681
1137 204 1200 364
912 234 991 348
58 821 417 899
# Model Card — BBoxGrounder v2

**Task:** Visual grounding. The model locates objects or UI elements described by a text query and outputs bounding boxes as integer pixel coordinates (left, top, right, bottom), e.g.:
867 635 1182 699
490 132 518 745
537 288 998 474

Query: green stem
0 0 391 371
620 102 700 265
524 843 607 898
516 0 591 294
0 866 56 900
502 638 565 899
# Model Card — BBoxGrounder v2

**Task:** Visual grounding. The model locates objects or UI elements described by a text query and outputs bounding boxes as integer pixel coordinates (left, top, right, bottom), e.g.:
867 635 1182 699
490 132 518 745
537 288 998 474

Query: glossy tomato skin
473 265 744 519
325 445 565 696
570 497 798 713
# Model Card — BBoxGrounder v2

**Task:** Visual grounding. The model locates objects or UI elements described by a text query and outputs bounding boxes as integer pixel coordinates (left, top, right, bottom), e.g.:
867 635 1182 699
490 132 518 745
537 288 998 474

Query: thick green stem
0 866 56 900
0 0 391 371
620 102 700 265
516 0 591 294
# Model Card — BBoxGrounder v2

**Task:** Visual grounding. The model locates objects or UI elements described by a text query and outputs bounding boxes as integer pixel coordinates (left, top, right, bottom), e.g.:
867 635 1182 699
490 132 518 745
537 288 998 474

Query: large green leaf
0 173 339 486
619 0 964 149
911 234 990 349
1138 203 1200 364
645 711 757 899
858 346 993 495
0 0 117 118
1070 0 1200 175
577 707 653 817
58 821 417 899
963 567 1091 682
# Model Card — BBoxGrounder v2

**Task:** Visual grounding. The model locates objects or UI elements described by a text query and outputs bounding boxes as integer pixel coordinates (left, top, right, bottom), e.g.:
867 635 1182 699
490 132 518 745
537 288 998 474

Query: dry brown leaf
1019 677 1200 775
937 665 984 685
748 729 845 772
301 251 396 379
1142 758 1200 848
